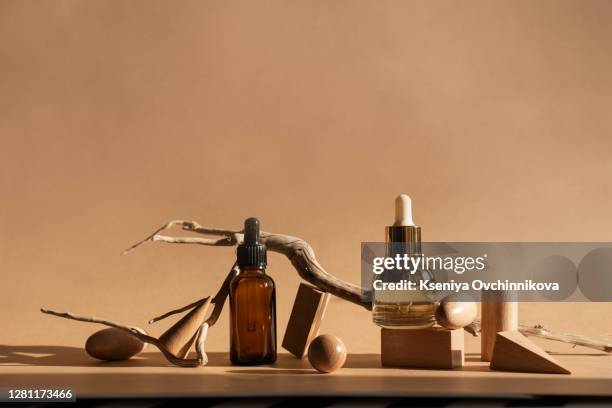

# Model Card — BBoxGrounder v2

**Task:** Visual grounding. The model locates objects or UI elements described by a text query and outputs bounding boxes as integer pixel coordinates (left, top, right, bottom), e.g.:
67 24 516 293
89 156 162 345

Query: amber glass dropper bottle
229 217 277 365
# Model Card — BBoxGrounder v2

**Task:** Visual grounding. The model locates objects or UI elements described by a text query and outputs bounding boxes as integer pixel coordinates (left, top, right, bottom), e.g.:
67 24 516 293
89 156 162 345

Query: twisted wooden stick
40 307 204 367
122 220 365 307
41 263 240 367
468 320 612 353
122 220 612 353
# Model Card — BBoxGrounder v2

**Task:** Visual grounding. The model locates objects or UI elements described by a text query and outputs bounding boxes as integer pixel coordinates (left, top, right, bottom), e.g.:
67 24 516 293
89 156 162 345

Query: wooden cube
282 283 331 358
381 327 464 369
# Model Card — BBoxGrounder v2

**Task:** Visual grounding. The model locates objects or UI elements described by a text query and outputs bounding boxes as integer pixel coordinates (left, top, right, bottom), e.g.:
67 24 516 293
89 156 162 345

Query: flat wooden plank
282 283 330 358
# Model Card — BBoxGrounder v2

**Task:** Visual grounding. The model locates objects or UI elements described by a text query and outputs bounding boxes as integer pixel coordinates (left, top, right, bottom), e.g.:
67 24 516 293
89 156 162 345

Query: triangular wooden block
158 297 212 359
490 331 571 374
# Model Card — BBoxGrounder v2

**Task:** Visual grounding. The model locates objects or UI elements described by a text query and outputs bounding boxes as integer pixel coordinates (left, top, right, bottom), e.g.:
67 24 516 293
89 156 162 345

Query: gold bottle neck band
385 225 421 243
385 225 421 254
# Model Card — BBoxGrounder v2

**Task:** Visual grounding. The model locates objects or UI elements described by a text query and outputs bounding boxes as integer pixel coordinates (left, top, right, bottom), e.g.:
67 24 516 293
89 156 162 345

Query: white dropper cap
393 194 415 226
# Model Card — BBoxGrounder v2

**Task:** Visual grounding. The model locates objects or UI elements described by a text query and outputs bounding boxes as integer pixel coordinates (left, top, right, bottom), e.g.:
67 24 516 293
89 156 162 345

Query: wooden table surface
1 348 611 399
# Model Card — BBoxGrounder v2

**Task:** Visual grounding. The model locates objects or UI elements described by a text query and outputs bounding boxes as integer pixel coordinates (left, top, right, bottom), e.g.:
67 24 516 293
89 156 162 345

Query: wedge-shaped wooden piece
381 327 464 369
282 283 331 358
490 331 571 374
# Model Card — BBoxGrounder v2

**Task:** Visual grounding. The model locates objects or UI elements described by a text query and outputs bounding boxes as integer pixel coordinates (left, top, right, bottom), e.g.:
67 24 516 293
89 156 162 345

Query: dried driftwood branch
149 298 207 324
41 263 240 367
122 220 612 354
469 320 612 353
147 264 238 327
122 220 365 307
40 307 204 367
523 325 612 353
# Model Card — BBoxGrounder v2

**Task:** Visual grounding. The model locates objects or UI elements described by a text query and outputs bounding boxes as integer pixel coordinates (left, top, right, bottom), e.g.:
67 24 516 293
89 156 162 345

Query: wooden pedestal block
381 328 464 369
282 283 331 358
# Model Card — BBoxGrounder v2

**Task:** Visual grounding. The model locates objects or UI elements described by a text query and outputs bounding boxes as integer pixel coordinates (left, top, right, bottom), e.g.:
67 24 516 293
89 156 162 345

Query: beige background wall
2 0 612 354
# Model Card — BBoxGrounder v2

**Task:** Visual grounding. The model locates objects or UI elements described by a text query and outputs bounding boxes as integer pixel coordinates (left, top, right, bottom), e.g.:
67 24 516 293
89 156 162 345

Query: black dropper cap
237 217 267 269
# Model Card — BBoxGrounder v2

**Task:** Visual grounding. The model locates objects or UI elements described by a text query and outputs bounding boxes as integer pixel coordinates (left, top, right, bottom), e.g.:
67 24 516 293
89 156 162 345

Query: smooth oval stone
435 295 477 330
85 328 145 361
307 334 347 373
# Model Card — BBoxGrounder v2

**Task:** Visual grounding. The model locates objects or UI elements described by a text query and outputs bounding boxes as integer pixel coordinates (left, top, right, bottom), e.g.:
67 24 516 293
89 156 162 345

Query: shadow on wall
0 345 230 368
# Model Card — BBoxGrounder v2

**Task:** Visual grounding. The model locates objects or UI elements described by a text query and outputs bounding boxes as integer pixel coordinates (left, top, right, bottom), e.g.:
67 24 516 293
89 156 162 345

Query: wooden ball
307 334 347 373
85 328 145 361
435 296 477 330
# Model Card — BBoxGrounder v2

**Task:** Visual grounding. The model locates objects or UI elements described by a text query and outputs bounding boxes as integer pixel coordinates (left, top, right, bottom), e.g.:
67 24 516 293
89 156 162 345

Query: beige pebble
436 296 477 330
85 328 145 361
307 334 347 373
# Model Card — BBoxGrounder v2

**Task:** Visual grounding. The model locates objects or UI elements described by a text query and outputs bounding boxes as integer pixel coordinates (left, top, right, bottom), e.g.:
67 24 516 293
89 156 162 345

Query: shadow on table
228 369 315 375
343 353 490 372
1 347 500 373
0 345 232 368
465 352 483 362
344 353 381 368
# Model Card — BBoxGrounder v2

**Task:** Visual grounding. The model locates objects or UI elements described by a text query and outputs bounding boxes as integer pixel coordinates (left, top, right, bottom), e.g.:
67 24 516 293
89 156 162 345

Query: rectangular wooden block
282 283 331 358
381 327 464 369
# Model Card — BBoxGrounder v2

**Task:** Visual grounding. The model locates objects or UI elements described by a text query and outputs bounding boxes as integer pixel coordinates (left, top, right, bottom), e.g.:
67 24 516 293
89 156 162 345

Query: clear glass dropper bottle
372 194 436 329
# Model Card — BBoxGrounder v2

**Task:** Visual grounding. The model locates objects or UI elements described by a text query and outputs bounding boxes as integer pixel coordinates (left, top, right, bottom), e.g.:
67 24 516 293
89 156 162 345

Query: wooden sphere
85 328 145 361
307 334 347 373
435 296 477 330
